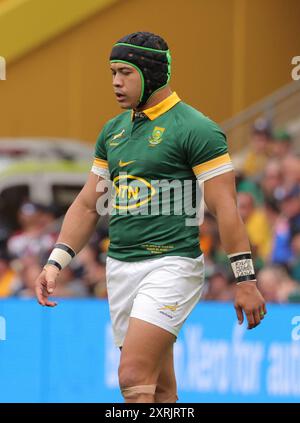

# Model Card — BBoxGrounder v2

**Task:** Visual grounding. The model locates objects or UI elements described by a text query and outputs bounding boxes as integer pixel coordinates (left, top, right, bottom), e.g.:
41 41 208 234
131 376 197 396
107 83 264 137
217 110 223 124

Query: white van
0 139 93 230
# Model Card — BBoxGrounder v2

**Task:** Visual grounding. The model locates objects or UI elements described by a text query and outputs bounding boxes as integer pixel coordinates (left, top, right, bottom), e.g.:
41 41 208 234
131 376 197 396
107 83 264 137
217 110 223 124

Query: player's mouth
115 92 126 102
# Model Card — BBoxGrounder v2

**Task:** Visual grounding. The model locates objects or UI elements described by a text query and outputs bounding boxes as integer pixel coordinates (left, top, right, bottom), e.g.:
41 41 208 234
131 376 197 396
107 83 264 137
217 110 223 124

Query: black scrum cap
110 32 171 107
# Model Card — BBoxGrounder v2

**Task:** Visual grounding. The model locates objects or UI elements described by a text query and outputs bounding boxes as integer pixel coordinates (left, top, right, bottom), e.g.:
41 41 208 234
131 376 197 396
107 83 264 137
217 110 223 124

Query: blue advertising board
0 299 299 402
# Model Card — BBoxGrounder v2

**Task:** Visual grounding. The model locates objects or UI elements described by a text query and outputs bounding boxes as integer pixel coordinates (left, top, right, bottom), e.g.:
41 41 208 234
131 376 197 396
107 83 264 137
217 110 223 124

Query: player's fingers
40 278 58 306
36 275 54 306
235 305 243 325
253 309 261 327
35 279 47 306
259 307 265 320
245 310 255 330
46 279 56 295
36 288 57 307
36 287 46 306
44 265 59 294
44 299 58 307
263 303 267 315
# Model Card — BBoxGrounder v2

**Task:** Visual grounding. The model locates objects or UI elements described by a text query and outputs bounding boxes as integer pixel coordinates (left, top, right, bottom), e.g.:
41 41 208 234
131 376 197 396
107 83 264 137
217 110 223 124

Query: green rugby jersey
92 92 233 261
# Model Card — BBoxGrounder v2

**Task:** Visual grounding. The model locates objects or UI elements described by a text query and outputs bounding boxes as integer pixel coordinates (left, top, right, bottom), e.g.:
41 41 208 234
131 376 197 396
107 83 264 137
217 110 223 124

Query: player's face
111 63 141 109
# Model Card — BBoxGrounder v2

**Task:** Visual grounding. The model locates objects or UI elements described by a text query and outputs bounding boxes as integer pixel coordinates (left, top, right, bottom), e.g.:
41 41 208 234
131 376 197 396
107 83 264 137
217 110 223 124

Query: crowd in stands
0 117 300 303
202 118 300 302
0 203 108 299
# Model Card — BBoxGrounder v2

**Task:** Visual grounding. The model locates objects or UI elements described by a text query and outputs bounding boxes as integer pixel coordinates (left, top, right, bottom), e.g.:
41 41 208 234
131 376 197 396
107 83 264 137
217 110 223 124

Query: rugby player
35 32 266 403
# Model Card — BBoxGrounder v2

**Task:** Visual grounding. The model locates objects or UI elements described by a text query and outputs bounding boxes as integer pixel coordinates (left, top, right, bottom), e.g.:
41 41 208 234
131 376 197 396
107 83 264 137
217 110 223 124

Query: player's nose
113 73 123 88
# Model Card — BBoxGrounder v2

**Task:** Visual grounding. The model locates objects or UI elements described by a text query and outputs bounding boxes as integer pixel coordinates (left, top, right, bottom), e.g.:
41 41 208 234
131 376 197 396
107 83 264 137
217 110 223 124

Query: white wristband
47 243 76 270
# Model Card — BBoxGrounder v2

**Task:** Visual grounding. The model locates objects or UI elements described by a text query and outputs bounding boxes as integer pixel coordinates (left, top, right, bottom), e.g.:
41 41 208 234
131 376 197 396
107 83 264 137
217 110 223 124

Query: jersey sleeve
91 125 110 180
185 117 233 182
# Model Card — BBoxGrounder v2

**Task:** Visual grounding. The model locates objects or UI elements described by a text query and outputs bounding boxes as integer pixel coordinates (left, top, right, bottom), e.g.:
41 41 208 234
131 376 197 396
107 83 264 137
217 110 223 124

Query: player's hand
35 264 60 307
234 281 267 329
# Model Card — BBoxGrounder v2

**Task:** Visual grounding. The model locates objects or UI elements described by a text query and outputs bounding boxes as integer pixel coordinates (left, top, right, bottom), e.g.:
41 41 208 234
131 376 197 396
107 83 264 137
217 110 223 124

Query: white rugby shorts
106 254 205 347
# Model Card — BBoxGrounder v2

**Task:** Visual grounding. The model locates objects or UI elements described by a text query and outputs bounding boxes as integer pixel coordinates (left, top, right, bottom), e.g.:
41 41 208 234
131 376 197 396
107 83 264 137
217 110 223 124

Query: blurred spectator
280 185 300 235
237 192 272 260
272 185 300 264
38 205 59 228
271 129 293 160
257 265 298 303
260 160 283 203
280 155 300 192
271 216 293 265
237 173 264 206
7 202 56 260
199 212 219 258
54 266 89 298
13 256 41 297
203 269 234 301
242 118 272 178
0 250 17 297
290 232 300 283
76 245 107 298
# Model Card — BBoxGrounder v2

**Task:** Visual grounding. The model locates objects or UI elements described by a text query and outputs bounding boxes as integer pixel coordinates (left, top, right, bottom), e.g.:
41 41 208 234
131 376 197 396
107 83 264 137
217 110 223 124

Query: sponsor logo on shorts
158 302 179 319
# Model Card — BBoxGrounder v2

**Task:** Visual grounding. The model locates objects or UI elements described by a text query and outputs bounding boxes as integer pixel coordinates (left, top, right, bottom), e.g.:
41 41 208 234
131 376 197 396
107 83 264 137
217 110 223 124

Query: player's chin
119 104 131 110
118 101 130 109
118 97 138 110
115 96 129 109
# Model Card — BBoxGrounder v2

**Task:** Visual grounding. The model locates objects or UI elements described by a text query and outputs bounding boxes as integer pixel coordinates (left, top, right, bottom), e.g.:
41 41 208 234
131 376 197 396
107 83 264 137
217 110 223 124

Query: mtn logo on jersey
112 174 156 210
149 126 165 146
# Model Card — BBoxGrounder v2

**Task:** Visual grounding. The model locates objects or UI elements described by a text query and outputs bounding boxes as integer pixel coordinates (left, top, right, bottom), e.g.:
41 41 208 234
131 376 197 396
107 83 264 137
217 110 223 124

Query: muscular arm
204 171 266 329
204 171 250 254
56 172 105 253
35 172 107 306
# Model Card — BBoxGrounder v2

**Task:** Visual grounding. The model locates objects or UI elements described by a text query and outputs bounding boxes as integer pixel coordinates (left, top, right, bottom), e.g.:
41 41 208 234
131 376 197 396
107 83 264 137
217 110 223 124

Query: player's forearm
56 197 99 254
215 206 251 255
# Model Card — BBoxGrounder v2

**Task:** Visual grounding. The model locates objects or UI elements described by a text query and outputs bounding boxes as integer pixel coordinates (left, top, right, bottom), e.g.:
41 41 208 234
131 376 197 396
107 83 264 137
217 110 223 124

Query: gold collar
132 92 181 121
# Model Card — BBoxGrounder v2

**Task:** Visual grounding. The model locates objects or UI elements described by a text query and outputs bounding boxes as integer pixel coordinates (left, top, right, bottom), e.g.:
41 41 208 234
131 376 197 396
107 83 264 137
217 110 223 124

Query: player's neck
137 87 172 112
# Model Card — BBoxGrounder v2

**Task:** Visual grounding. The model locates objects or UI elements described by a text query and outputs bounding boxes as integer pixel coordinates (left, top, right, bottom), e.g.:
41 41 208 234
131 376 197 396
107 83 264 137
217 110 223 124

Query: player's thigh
119 317 176 386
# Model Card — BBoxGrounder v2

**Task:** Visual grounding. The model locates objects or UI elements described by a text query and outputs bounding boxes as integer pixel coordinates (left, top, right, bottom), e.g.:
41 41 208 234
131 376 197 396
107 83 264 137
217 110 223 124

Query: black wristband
55 243 76 258
236 274 257 283
228 252 256 284
46 259 62 271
